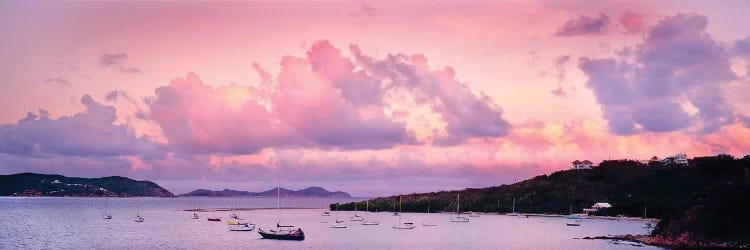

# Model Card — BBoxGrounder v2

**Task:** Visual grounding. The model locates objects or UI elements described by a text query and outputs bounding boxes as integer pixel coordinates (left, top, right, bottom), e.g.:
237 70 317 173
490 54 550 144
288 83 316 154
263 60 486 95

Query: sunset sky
1 0 750 196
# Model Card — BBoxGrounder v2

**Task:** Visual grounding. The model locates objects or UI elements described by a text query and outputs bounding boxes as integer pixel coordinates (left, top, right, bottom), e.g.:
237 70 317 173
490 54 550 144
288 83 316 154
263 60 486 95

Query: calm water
0 197 661 249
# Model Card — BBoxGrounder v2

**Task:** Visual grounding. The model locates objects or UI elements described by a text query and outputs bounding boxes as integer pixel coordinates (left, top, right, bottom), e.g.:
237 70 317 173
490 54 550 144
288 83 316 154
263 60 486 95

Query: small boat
227 220 249 225
350 214 364 221
192 212 200 219
322 211 331 216
350 203 364 221
259 177 304 241
362 220 380 225
229 224 255 232
642 222 654 228
506 197 521 216
393 221 416 229
362 201 380 225
134 199 144 222
423 205 438 226
451 194 470 222
330 203 347 228
207 217 221 222
469 212 480 217
393 196 416 229
565 221 581 226
102 197 112 220
330 221 347 228
258 228 305 241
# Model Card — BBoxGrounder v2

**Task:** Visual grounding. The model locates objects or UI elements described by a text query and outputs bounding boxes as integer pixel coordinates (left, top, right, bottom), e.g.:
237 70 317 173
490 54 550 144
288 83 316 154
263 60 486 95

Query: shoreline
581 234 750 249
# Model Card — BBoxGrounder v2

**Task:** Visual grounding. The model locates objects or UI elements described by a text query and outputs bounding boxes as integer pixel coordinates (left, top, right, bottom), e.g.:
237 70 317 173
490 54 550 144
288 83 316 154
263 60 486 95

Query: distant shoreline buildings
574 153 690 170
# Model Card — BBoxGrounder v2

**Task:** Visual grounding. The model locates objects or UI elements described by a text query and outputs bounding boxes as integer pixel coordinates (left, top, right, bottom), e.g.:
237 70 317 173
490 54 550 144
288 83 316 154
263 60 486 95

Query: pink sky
1 0 750 196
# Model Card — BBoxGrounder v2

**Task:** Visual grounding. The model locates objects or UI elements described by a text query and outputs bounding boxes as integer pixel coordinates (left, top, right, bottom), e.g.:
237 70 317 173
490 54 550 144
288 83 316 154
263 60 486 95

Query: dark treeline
332 154 750 219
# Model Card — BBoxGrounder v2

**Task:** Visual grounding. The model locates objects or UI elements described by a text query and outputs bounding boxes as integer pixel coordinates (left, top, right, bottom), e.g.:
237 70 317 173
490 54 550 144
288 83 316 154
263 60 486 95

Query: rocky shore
582 234 750 249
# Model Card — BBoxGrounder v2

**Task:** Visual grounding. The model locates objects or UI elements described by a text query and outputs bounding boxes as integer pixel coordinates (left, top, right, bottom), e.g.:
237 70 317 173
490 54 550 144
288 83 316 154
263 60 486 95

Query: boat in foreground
258 228 305 241
259 177 305 240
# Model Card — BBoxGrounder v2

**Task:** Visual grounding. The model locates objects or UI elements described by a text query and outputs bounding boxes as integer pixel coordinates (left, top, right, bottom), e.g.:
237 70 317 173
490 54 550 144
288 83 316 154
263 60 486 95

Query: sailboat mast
457 194 460 214
399 196 402 221
277 176 281 224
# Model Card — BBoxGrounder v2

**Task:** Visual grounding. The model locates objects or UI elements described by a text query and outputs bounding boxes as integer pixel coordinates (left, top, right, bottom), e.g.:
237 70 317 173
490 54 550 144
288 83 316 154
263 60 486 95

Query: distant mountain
0 173 174 197
179 186 351 198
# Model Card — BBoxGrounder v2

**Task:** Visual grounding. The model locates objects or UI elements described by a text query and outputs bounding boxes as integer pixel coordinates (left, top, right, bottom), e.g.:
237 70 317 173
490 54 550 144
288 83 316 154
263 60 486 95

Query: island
179 186 351 198
0 173 174 197
333 154 750 248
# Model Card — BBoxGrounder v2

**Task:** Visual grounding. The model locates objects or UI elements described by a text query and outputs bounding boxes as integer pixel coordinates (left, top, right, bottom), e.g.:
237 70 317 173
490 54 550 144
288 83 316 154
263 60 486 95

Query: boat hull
258 229 305 241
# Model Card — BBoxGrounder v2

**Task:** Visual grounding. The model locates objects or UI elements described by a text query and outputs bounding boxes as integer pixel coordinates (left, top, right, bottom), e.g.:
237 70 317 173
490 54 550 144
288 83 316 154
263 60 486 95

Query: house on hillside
582 202 612 214
571 160 594 170
662 153 688 166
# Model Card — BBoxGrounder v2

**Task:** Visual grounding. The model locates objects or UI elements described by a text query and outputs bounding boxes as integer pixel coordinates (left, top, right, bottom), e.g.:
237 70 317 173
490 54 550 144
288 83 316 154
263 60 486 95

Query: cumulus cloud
734 37 750 56
579 13 738 135
348 43 512 145
45 77 70 86
619 12 646 34
143 40 510 153
99 53 142 74
555 13 611 37
0 95 164 158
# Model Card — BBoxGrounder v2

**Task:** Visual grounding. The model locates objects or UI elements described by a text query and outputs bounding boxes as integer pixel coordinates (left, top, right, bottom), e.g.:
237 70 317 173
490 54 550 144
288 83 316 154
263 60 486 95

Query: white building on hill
571 160 594 170
661 153 688 166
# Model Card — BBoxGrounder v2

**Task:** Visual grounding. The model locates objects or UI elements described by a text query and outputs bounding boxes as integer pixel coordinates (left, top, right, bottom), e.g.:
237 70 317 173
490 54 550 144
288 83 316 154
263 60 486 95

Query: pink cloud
620 12 646 34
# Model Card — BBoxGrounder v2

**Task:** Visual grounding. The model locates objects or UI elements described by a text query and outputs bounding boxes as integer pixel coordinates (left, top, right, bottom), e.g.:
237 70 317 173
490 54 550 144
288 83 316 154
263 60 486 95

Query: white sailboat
393 196 416 229
134 199 144 223
228 197 249 225
451 194 470 222
350 203 364 221
507 197 521 216
362 200 380 225
331 203 347 228
102 197 112 219
422 205 438 226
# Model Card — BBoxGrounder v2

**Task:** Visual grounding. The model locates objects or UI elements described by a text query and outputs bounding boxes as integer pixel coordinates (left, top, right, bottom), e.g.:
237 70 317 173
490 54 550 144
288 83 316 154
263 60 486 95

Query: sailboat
207 207 222 221
228 197 249 225
102 197 112 219
451 194 470 222
642 206 654 229
422 205 438 226
392 201 399 216
350 203 364 221
393 196 416 229
192 211 200 220
565 205 583 226
331 203 347 228
134 199 144 223
362 201 380 225
258 178 305 241
507 197 521 216
207 191 221 221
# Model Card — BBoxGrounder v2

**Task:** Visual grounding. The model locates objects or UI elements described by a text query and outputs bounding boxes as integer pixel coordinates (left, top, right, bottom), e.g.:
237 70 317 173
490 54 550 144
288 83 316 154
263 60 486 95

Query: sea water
0 197 662 249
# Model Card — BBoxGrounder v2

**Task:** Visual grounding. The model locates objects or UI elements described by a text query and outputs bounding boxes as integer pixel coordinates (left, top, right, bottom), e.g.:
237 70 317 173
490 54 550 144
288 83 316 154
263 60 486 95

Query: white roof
593 202 612 208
